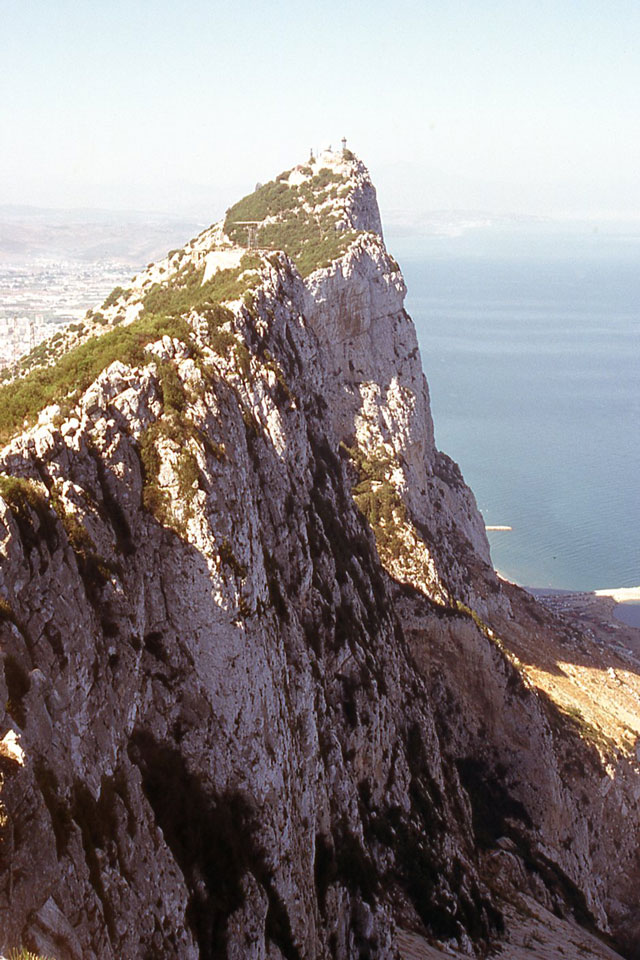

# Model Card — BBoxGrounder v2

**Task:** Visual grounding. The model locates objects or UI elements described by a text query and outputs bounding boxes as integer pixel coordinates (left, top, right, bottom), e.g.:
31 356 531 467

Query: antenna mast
232 221 262 249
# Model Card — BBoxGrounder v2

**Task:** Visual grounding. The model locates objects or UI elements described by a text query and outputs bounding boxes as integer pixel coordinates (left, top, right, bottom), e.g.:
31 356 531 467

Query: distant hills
0 205 204 264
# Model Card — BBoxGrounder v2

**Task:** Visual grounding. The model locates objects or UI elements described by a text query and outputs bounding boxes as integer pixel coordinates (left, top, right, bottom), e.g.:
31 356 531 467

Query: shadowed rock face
0 152 638 959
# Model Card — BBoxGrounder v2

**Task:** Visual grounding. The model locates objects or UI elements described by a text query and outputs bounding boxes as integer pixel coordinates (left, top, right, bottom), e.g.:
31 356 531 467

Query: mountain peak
223 149 383 269
1 149 640 959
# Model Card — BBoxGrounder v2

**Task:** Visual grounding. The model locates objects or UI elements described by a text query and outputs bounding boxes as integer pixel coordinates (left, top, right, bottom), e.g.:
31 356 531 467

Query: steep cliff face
0 150 639 960
301 222 495 611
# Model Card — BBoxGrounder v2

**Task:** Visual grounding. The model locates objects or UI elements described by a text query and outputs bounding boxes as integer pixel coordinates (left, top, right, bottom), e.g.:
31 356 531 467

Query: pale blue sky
2 0 639 220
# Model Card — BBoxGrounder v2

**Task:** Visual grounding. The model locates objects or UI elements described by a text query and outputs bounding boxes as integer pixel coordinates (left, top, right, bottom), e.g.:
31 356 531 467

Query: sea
387 220 640 596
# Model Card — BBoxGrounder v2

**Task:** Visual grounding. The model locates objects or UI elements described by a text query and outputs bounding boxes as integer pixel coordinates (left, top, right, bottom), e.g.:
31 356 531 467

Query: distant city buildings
0 316 44 367
0 258 132 368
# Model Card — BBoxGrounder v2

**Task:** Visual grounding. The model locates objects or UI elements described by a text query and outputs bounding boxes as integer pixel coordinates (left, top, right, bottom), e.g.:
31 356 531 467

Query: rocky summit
1 150 640 960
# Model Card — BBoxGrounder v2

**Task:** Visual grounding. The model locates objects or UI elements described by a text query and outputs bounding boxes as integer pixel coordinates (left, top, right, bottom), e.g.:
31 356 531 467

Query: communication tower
232 221 262 249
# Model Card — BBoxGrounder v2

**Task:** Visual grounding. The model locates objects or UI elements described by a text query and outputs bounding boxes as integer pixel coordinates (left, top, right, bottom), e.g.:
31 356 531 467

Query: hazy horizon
4 200 640 243
3 200 640 270
3 1 640 221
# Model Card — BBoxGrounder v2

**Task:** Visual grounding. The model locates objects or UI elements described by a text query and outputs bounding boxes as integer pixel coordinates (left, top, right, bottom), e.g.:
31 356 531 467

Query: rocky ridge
0 150 639 959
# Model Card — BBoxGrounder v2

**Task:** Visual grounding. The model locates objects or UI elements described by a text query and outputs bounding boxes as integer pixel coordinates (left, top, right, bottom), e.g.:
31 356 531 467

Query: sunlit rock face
0 152 638 960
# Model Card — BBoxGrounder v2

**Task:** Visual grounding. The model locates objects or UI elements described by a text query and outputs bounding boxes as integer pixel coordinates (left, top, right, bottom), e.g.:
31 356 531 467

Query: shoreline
593 587 640 629
523 583 640 644
498 572 640 605
497 573 640 635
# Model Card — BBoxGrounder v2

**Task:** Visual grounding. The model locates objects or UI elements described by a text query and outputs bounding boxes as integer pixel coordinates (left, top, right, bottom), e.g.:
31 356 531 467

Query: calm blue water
387 224 640 590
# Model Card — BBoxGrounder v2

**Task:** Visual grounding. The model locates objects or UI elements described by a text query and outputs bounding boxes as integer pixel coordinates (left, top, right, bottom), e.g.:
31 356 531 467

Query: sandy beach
594 586 640 603
592 587 640 629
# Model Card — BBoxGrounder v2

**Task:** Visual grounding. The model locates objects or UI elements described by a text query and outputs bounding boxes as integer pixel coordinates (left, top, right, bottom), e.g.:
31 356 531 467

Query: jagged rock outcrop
0 149 639 960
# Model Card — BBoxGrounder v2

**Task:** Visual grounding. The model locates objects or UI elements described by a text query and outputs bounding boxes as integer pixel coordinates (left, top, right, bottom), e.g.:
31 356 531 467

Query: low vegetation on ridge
224 168 360 277
140 254 262 317
0 313 189 443
0 255 261 443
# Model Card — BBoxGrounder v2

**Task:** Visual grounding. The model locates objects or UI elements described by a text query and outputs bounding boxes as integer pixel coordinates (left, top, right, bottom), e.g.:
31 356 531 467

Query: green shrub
200 304 237 357
55 503 113 585
345 446 410 562
219 538 247 579
0 474 48 516
156 361 186 413
310 167 342 190
139 422 162 485
206 327 236 356
233 342 252 379
0 596 17 625
262 350 293 402
139 414 205 531
455 600 493 639
176 449 201 503
19 340 53 372
139 420 170 523
0 475 58 548
102 286 128 309
141 482 171 527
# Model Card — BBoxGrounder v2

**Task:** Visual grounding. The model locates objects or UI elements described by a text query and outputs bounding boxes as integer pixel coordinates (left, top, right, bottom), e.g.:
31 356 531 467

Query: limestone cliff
0 150 639 960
